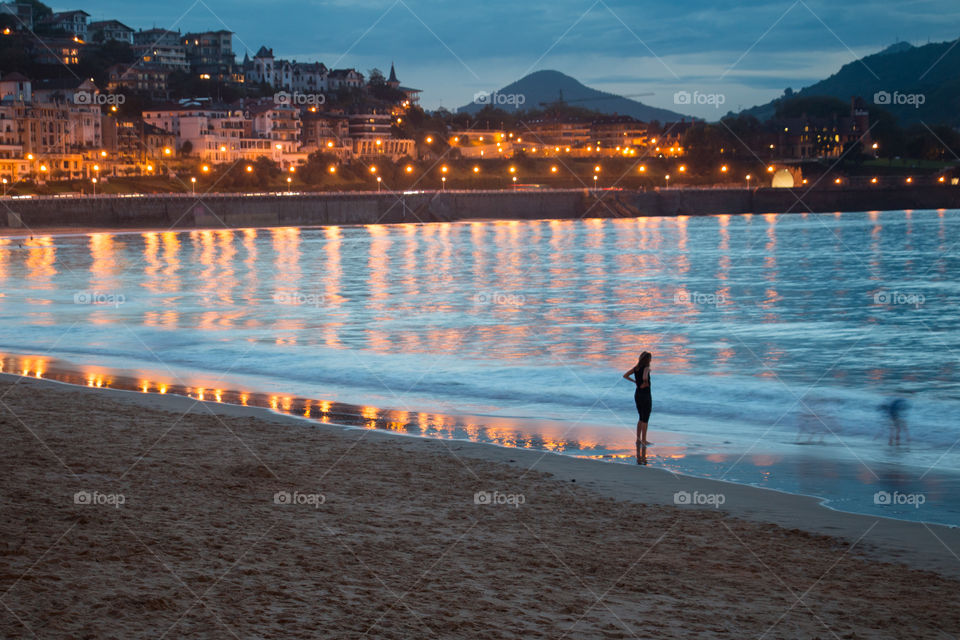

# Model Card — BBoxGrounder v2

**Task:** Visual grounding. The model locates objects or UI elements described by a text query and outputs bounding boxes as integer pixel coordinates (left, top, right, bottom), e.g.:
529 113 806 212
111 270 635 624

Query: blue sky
75 0 960 118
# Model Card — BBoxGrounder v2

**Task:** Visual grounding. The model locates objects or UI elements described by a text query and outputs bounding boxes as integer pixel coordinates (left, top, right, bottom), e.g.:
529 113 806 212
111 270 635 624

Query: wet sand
2 374 959 639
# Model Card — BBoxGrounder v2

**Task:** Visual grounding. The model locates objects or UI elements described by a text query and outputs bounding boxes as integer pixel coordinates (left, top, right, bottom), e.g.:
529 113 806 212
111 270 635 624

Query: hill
457 70 691 122
742 38 960 126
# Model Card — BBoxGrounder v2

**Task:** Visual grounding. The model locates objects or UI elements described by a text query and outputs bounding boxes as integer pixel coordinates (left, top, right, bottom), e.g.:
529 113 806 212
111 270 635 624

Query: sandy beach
1 374 958 639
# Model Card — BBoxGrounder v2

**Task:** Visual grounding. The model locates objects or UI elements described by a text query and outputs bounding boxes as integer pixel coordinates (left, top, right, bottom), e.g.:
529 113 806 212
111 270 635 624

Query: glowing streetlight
91 177 97 196
441 176 447 191
472 166 480 174
720 165 728 173
201 164 210 173
328 165 337 174
369 165 377 174
440 165 448 174
639 165 646 173
246 165 253 173
286 176 292 192
425 136 433 144
376 176 382 192
405 165 414 174
190 176 197 195
1 177 6 197
550 166 558 173
906 177 913 184
871 177 878 184
767 165 775 173
164 147 172 156
679 165 686 173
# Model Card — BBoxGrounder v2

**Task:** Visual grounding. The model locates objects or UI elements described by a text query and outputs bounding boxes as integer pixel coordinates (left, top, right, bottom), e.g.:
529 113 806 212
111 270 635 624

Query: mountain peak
458 70 691 122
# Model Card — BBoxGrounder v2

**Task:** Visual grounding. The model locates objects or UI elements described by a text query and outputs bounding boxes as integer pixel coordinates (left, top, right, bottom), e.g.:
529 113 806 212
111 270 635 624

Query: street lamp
287 176 292 192
190 176 197 195
441 176 446 191
91 177 97 196
376 176 382 192
1 178 6 197
665 174 670 187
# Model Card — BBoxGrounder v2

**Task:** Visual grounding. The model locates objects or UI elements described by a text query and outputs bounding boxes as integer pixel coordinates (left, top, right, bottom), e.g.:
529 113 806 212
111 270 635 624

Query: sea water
1 210 957 524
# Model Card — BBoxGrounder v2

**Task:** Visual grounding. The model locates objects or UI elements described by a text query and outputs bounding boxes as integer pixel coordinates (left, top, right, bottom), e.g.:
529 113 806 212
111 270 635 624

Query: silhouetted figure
623 351 653 463
882 398 910 445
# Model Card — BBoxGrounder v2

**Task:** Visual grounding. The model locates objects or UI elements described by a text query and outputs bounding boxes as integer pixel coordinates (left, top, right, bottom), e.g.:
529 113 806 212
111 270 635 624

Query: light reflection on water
1 211 960 523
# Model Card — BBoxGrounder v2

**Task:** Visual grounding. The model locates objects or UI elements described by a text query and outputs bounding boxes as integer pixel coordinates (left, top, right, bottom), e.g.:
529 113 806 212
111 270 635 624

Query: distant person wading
623 351 652 463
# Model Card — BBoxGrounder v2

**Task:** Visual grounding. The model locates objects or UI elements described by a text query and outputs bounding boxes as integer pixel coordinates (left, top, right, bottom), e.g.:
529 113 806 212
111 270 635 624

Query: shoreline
3 186 958 232
4 371 959 580
5 350 957 527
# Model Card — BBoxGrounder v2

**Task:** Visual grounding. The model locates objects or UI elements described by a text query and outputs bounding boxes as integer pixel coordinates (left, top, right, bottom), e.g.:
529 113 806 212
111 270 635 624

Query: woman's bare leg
640 421 649 445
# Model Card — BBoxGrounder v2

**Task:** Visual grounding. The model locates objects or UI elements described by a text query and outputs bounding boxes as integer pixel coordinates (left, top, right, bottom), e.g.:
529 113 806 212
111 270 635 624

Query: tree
367 68 385 87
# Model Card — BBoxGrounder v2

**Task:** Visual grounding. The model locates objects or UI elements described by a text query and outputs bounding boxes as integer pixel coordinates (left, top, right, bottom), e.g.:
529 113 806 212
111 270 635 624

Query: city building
327 68 364 90
590 115 648 148
0 2 33 30
133 29 189 71
106 63 171 100
771 99 872 159
40 10 89 38
30 37 85 65
182 30 237 81
88 19 133 44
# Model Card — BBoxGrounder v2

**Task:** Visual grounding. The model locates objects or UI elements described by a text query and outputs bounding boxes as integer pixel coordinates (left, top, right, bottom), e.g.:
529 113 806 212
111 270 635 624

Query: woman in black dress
623 351 652 461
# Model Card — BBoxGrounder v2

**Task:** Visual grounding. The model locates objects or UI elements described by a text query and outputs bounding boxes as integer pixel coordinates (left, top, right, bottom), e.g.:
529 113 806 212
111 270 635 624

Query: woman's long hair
637 351 652 370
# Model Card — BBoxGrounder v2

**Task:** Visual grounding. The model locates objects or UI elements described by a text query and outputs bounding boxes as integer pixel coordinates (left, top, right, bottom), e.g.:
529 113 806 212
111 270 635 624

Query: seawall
4 186 959 230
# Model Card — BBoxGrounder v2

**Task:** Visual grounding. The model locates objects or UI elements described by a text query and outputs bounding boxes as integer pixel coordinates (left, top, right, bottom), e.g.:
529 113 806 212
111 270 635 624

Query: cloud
76 0 960 113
